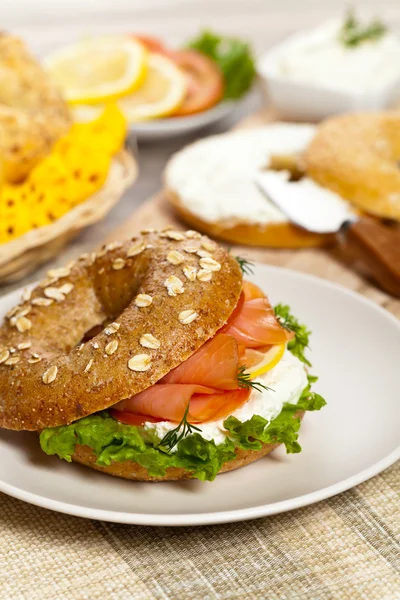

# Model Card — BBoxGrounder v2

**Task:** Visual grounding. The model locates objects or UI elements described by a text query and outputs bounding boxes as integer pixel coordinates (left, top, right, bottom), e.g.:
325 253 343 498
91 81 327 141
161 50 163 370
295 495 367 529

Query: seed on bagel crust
21 288 32 302
58 283 74 295
84 359 93 373
126 240 146 258
201 240 216 252
160 230 185 241
140 333 160 349
92 342 99 349
105 340 118 355
79 253 89 261
32 297 53 307
98 267 105 275
183 265 197 282
112 258 126 271
178 310 199 324
42 365 58 384
16 316 32 332
28 356 41 364
197 250 212 259
197 269 212 282
105 322 120 335
17 341 32 351
127 241 145 257
141 228 155 234
5 356 20 366
167 250 184 265
165 275 184 296
106 241 122 252
199 257 221 272
44 287 65 302
5 305 20 319
39 277 58 288
9 347 16 353
47 267 71 279
0 350 10 364
128 354 151 372
134 294 153 308
185 230 201 239
88 252 97 265
15 306 31 319
183 245 198 254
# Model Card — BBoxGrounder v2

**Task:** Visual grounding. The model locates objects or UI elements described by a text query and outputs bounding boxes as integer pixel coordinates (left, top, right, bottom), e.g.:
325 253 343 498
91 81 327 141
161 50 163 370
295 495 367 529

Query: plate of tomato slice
128 31 255 140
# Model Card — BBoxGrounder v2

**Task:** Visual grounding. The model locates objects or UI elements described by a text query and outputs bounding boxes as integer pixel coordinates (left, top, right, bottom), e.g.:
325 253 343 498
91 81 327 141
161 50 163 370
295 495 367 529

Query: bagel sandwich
0 229 326 481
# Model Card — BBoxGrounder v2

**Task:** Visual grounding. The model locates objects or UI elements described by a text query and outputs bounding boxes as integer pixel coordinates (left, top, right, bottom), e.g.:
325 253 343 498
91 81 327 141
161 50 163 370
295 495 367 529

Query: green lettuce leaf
186 30 256 99
274 304 312 366
40 309 326 481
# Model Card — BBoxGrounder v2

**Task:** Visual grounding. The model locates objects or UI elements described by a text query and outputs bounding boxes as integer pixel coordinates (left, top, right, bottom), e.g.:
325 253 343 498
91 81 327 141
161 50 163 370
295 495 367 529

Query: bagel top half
0 230 242 431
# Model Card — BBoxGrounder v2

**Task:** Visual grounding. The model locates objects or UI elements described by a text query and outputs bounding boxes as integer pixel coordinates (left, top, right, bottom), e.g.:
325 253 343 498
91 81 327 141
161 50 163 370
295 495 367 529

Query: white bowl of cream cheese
258 19 400 121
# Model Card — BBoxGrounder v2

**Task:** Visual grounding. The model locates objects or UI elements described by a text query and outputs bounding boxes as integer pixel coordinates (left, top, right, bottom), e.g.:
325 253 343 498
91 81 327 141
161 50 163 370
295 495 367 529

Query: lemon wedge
118 53 187 122
244 344 286 380
45 36 148 104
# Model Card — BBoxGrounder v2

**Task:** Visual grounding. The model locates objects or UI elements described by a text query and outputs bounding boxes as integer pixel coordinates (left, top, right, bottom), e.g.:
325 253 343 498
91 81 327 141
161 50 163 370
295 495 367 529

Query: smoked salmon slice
114 385 250 424
162 333 239 390
222 281 294 348
111 281 291 426
112 333 250 423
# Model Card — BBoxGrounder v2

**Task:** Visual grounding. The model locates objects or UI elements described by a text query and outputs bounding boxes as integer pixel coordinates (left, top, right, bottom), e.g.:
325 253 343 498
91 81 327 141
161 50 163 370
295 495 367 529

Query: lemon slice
45 36 148 104
244 344 286 379
118 53 187 122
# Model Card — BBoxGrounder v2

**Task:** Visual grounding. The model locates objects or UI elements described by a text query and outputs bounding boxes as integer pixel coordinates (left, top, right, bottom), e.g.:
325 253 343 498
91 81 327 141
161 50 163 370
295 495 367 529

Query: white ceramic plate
0 265 399 526
128 102 235 141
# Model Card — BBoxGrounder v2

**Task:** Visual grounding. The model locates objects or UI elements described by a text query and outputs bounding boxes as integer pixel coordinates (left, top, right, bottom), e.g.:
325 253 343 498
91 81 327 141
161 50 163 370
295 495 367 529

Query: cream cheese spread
165 124 316 226
276 21 400 94
144 349 308 449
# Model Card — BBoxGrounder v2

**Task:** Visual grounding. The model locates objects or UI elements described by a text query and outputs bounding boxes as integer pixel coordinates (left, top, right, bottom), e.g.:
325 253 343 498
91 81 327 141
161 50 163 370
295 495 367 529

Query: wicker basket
0 149 137 283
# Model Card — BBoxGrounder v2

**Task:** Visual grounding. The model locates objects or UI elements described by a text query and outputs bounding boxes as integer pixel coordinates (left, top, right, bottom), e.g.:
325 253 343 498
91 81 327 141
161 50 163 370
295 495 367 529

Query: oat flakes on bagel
0 229 241 430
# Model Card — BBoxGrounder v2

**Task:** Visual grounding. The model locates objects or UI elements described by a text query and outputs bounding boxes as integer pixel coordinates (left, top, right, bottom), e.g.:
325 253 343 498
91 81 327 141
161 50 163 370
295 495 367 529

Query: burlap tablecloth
0 461 398 599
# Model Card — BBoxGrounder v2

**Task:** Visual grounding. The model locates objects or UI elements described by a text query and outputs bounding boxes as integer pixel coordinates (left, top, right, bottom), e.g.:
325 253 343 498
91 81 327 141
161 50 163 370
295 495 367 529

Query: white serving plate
129 102 235 141
258 24 400 121
0 264 399 526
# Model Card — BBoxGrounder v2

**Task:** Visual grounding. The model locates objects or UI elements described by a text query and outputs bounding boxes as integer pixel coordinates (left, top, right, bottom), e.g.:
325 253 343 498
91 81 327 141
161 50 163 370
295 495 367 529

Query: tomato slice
172 50 224 116
129 34 171 56
109 408 163 426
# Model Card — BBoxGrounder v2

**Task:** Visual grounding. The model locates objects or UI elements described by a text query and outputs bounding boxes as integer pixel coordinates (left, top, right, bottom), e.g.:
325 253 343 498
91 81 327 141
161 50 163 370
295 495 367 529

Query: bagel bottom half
71 411 304 482
167 189 328 249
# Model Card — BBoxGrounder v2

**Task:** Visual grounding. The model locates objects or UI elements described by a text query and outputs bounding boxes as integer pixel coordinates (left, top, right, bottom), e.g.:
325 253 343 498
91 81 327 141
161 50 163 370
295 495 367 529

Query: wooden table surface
1 0 400 295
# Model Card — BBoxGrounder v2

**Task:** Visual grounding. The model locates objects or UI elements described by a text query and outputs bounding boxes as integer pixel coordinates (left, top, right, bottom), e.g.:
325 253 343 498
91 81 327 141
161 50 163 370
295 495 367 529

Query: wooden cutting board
108 108 400 318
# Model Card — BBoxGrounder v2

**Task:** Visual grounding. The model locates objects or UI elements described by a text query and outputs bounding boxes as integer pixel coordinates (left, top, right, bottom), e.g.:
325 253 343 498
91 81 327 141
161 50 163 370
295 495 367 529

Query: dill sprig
237 365 274 393
235 255 255 275
157 404 201 453
340 10 387 48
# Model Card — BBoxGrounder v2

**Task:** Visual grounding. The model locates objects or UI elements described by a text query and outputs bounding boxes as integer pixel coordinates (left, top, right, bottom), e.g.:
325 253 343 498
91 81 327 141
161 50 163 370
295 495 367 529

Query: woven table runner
0 463 399 599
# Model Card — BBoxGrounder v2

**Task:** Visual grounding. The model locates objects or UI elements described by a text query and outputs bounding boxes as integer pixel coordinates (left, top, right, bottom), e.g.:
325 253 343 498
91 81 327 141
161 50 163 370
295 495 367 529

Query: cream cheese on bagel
165 124 316 226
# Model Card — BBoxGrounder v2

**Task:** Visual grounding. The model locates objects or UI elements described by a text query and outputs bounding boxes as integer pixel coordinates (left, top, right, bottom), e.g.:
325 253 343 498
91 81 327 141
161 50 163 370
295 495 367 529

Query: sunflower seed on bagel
0 231 242 431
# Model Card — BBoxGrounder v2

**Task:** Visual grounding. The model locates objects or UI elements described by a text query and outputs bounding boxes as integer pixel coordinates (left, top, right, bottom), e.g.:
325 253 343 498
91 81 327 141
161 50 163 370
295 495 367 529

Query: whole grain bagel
0 229 242 431
304 111 400 221
72 411 304 481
